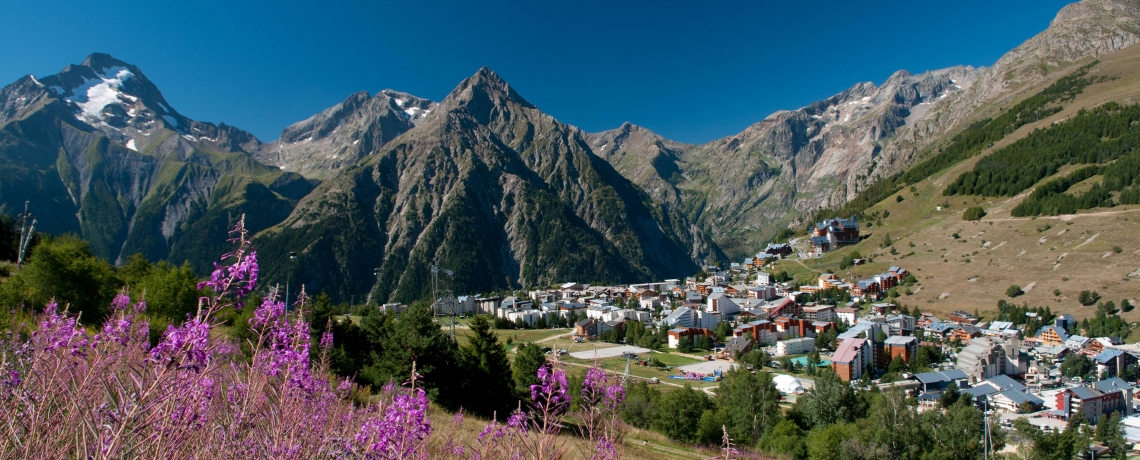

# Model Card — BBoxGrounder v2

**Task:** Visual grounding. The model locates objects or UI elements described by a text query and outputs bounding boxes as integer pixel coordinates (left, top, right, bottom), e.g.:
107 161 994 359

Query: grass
423 405 715 460
561 350 723 388
454 327 569 350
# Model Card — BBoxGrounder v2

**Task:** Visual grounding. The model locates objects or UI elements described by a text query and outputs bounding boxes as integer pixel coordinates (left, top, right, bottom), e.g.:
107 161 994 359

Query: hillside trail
991 207 1140 222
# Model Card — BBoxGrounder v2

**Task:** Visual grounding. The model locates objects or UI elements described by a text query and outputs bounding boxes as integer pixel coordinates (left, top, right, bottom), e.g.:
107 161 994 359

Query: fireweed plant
0 216 626 459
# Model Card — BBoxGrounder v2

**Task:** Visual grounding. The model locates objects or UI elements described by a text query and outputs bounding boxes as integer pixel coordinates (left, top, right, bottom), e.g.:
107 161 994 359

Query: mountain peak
80 53 133 74
446 67 535 114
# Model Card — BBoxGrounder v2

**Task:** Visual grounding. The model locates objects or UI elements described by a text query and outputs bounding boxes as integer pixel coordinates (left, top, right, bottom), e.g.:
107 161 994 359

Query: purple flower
353 388 432 457
594 437 616 460
149 319 211 370
529 364 569 416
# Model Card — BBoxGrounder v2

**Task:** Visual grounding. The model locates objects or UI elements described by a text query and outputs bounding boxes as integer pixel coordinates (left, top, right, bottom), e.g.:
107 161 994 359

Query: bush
896 195 904 203
1006 285 1024 298
962 207 986 221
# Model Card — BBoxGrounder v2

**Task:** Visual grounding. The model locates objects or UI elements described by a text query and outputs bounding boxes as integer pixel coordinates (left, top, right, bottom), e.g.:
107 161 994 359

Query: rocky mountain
0 53 312 268
253 89 437 179
867 0 1140 199
592 67 977 255
592 0 1140 257
255 68 721 302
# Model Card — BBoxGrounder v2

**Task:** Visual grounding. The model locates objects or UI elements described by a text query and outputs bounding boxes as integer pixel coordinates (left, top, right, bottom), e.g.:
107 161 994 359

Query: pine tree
459 315 517 417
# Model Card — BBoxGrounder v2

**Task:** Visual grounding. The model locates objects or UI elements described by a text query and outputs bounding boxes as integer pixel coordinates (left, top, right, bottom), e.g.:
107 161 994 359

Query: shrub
1006 285 1024 298
962 207 986 221
896 195 904 203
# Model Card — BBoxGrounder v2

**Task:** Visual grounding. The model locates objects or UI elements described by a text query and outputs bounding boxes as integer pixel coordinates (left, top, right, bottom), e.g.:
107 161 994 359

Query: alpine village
6 1 1140 459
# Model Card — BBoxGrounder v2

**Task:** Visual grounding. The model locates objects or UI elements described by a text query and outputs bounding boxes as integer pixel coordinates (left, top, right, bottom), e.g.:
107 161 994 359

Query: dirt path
992 207 1140 222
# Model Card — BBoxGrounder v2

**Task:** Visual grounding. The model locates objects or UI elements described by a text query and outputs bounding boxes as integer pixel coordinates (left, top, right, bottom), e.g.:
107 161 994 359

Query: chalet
852 280 880 298
1064 335 1092 351
810 216 860 254
948 325 983 343
947 311 979 325
764 243 793 257
1034 325 1070 347
723 336 755 358
575 318 598 339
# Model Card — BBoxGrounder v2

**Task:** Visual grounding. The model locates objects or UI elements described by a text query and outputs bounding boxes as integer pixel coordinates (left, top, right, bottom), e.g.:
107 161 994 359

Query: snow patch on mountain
126 139 137 151
66 67 134 121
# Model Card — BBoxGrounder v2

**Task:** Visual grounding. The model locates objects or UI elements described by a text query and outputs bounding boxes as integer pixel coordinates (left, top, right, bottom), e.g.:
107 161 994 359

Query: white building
505 309 542 326
707 292 740 315
777 337 816 356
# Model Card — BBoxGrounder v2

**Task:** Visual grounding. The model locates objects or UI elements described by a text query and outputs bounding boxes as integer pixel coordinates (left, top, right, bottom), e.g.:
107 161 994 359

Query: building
667 327 714 348
801 305 836 322
734 320 777 345
914 369 970 393
777 337 816 356
662 306 695 328
707 292 740 315
885 315 916 336
809 216 860 254
1056 378 1135 422
947 311 979 325
723 336 755 358
884 336 918 363
1095 348 1138 378
1035 325 1070 346
948 325 983 343
836 307 860 325
764 243 793 257
956 337 1029 384
575 318 598 339
833 338 871 382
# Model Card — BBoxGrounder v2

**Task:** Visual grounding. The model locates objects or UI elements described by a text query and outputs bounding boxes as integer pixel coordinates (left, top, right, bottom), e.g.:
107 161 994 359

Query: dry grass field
769 46 1140 324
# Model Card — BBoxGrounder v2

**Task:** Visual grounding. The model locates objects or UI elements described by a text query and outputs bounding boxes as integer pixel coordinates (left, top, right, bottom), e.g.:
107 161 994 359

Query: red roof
833 338 866 364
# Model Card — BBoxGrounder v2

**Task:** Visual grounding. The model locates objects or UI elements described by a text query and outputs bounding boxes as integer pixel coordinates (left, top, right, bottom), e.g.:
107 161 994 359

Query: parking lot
568 345 651 360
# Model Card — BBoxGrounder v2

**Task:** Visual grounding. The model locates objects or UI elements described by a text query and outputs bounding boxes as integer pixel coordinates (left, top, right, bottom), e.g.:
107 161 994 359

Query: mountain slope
253 89 437 179
0 53 313 268
256 69 721 302
593 0 1140 258
763 42 1140 320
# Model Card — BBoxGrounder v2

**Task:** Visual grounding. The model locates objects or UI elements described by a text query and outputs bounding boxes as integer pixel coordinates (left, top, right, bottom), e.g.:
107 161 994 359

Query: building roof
986 375 1027 393
1068 386 1102 400
1095 348 1128 364
963 383 1000 397
941 369 969 380
724 336 753 355
997 389 1044 406
914 372 950 385
1093 377 1135 392
832 338 865 364
884 336 917 346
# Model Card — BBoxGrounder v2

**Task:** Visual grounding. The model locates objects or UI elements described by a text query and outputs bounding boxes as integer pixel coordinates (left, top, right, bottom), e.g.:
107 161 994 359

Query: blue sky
1 0 1073 144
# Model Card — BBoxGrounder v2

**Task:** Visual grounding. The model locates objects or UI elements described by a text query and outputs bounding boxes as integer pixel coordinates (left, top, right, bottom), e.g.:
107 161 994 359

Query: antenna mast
16 201 36 267
431 264 458 338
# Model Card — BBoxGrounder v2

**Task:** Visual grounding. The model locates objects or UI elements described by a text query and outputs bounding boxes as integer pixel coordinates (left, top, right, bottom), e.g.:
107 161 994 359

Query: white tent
773 374 804 394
